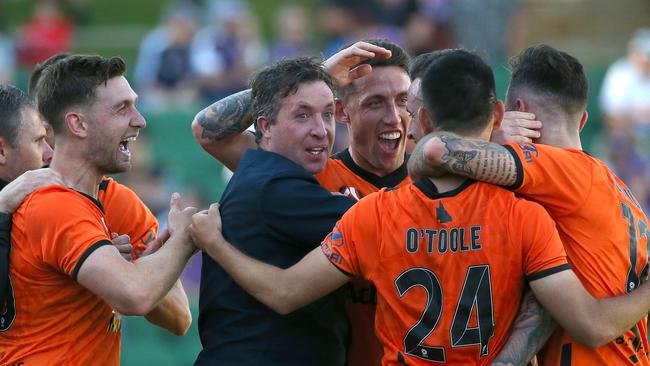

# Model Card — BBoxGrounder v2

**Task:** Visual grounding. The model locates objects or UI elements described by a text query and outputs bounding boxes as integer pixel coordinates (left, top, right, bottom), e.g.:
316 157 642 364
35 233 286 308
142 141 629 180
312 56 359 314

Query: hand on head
490 111 542 145
323 41 392 88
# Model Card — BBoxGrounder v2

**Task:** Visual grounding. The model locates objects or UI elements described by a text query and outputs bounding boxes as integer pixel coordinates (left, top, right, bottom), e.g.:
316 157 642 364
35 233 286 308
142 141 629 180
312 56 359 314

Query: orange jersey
321 179 569 366
316 148 411 366
505 142 650 366
0 186 121 365
98 177 159 259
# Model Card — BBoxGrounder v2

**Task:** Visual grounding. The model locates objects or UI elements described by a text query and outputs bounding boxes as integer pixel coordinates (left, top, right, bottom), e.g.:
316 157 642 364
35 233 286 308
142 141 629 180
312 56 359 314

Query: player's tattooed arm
191 89 257 171
491 291 557 366
195 89 254 141
408 132 519 186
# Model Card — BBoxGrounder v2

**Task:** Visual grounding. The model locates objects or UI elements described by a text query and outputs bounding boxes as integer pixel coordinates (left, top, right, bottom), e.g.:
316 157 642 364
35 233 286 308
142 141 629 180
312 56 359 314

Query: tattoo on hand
197 89 253 141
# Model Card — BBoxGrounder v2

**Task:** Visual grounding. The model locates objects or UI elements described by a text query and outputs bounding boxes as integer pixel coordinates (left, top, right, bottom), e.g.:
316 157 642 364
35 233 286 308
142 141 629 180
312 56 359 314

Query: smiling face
340 66 411 176
260 80 335 174
85 76 146 174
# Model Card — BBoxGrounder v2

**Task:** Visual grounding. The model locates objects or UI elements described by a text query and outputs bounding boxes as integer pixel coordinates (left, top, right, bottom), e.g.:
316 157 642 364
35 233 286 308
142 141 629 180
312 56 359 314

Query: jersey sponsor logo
518 143 539 164
321 231 344 265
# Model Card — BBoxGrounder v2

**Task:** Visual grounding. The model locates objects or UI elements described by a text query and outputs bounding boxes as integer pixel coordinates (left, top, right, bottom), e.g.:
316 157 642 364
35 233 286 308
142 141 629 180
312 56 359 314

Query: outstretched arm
190 203 350 314
408 132 519 186
191 89 257 171
490 291 556 366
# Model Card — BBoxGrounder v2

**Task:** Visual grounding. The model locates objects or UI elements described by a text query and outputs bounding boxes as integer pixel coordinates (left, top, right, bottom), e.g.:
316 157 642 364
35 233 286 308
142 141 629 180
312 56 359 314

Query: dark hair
337 38 410 100
28 52 71 96
36 55 126 133
507 44 588 115
420 49 496 134
408 49 455 80
251 57 334 143
0 85 35 146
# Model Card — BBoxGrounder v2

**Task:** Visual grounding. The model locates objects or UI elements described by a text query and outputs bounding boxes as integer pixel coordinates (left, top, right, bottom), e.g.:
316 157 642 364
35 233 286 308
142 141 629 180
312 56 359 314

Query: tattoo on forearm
438 135 518 186
196 89 254 141
491 292 557 366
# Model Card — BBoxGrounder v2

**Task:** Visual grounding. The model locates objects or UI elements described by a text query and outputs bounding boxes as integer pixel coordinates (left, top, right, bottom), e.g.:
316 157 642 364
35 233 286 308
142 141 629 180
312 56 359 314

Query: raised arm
190 203 350 314
191 89 257 171
490 291 556 366
408 132 519 186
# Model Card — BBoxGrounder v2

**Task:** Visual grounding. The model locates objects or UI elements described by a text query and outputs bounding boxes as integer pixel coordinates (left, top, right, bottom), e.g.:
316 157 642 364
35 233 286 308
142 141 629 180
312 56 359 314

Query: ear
0 137 9 165
335 99 350 125
515 98 528 112
418 107 434 134
65 112 88 138
492 100 505 130
579 110 588 132
256 116 272 139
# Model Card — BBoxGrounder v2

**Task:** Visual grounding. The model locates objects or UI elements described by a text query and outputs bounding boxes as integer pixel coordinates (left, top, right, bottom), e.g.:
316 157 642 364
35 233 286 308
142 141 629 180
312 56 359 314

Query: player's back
505 143 650 365
323 179 568 365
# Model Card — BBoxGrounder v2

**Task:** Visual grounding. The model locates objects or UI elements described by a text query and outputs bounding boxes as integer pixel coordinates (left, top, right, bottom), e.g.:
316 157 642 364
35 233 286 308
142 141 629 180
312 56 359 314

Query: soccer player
410 45 650 365
190 49 650 365
0 55 197 365
22 53 192 335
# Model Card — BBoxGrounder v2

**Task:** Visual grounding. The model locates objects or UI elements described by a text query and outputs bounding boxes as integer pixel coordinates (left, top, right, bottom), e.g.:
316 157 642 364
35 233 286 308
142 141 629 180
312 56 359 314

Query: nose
131 108 147 129
385 101 401 127
42 140 54 165
311 116 328 139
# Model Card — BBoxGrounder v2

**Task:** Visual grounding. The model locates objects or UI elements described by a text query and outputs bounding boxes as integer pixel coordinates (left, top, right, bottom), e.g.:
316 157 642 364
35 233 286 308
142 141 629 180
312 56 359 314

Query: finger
509 135 533 144
517 126 541 138
111 232 118 239
513 118 543 129
348 48 375 59
170 192 181 210
353 42 391 58
114 243 133 253
348 64 372 80
208 202 220 215
504 111 535 120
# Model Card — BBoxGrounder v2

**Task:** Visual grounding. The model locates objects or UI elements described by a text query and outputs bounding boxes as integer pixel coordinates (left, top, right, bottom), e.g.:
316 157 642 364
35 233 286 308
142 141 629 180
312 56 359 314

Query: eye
323 111 334 119
296 113 310 120
397 96 408 107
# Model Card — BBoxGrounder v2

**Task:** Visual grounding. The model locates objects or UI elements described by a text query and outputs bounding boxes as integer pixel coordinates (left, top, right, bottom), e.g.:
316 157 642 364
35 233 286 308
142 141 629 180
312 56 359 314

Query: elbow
266 289 301 315
170 310 193 336
191 119 208 147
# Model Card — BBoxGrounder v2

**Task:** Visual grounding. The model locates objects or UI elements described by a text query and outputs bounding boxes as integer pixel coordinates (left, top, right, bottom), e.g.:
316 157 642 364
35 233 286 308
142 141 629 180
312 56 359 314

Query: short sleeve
24 191 111 279
505 143 592 216
321 194 381 278
262 176 355 248
100 179 159 259
509 199 570 282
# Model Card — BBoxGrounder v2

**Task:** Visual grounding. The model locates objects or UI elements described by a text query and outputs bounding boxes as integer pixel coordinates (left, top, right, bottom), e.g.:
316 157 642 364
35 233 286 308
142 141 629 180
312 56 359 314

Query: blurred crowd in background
0 0 648 363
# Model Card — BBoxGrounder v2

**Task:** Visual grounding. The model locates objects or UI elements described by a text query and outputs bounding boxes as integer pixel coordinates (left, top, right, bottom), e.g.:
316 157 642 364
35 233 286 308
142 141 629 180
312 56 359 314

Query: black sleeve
0 212 13 304
262 176 356 249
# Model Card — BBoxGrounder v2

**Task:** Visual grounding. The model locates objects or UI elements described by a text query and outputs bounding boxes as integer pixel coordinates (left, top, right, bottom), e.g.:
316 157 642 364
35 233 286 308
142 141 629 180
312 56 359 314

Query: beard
86 140 131 175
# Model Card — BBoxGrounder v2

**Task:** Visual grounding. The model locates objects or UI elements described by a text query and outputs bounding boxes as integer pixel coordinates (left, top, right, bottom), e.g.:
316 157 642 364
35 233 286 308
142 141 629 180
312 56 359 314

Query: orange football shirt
322 179 569 366
0 186 121 365
505 142 650 366
98 177 158 259
316 149 411 366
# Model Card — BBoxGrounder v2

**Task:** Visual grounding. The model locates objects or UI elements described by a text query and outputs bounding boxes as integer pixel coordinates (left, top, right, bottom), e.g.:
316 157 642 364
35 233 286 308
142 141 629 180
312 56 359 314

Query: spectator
134 2 200 111
269 4 315 61
599 28 650 209
191 0 267 102
17 0 74 69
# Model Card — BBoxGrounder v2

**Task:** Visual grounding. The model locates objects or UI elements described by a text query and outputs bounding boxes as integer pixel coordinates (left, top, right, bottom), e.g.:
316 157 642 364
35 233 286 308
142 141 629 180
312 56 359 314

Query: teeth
379 132 401 140
308 148 324 155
